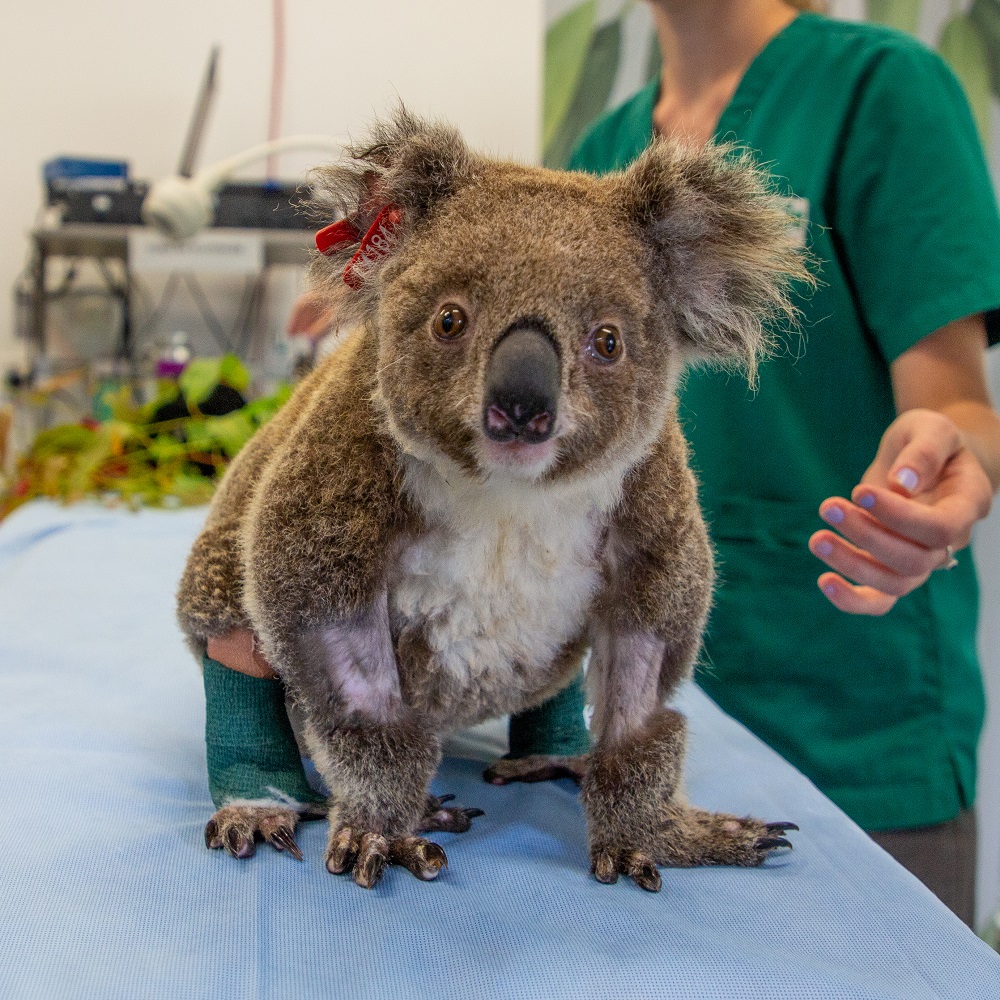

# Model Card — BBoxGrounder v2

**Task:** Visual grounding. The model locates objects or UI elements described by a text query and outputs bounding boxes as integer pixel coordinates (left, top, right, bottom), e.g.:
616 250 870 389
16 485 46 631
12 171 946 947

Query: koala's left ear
615 139 812 382
307 107 474 310
350 107 474 222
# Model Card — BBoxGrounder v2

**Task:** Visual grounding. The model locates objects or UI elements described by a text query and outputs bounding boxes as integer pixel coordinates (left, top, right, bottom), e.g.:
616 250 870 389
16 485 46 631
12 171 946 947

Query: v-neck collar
713 12 814 141
635 12 816 147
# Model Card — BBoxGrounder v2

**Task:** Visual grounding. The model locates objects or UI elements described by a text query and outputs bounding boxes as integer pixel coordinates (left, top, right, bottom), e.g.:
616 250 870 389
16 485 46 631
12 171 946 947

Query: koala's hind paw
416 793 485 834
325 828 448 888
655 806 798 868
483 753 588 786
588 809 798 889
204 804 306 861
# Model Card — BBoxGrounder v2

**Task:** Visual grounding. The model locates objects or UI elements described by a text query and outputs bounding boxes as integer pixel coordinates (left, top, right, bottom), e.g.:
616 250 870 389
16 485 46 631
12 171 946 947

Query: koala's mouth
477 435 558 477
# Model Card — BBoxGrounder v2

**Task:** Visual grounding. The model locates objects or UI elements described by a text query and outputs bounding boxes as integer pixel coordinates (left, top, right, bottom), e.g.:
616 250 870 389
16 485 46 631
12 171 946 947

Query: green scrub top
569 13 1000 830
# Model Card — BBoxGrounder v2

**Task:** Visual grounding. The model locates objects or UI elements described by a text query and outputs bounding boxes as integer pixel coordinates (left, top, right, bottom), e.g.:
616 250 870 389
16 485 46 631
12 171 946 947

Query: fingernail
895 467 919 492
857 492 875 510
822 506 845 525
822 583 837 597
816 540 833 557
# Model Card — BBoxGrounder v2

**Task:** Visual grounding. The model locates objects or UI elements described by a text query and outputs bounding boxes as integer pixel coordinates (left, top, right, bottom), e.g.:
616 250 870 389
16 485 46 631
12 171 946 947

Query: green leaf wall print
544 1 598 152
866 0 923 34
545 17 623 168
939 11 992 143
970 0 1000 99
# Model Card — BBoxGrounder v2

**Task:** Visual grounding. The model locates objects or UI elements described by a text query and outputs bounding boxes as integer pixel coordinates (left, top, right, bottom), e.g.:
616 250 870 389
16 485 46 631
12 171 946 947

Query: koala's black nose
483 324 560 444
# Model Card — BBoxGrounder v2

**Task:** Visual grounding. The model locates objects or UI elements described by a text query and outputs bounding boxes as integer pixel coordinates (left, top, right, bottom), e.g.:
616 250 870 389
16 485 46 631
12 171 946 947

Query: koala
177 109 807 891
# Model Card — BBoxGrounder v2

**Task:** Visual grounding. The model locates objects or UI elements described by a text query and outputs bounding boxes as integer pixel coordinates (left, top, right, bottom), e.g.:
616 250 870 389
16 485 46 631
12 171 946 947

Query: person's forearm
937 400 1000 492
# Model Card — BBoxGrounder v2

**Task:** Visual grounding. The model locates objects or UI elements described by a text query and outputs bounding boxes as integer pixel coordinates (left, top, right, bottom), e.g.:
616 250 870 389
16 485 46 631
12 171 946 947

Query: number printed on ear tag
342 205 403 289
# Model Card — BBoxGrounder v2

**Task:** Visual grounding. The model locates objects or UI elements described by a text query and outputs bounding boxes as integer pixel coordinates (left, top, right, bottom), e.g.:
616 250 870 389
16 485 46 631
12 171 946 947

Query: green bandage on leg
202 655 326 809
508 673 590 758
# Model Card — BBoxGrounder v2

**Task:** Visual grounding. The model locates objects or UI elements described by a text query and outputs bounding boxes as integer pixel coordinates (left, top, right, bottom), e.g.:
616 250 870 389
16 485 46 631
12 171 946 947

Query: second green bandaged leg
508 673 590 758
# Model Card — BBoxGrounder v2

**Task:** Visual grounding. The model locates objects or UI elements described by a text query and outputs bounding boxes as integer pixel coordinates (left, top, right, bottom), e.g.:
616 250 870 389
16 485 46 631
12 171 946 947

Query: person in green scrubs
512 0 1000 926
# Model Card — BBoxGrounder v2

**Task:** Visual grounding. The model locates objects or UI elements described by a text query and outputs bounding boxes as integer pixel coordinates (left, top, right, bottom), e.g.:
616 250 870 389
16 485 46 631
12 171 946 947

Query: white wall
0 0 543 372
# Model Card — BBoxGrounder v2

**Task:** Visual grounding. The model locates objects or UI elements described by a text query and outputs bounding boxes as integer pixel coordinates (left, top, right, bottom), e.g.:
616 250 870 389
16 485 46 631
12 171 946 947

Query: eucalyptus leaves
0 356 291 520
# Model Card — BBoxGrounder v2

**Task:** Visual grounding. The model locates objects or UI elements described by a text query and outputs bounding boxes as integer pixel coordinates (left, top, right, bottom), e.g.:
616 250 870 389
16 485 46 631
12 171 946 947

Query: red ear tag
342 205 403 290
315 219 359 255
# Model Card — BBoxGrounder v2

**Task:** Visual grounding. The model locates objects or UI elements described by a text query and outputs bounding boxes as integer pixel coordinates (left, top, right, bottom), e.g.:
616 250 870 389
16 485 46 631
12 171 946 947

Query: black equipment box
47 179 310 230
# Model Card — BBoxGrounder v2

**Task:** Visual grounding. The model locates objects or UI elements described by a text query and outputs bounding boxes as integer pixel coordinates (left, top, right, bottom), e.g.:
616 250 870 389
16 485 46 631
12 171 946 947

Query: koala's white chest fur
389 458 620 699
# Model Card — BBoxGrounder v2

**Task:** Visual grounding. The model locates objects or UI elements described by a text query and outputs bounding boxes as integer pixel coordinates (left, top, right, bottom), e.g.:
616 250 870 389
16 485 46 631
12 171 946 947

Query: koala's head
309 109 807 485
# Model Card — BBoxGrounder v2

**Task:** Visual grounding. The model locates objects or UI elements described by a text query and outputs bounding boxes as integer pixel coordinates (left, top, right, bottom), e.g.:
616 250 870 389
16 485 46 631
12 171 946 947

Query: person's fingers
816 572 897 616
817 498 942 579
868 409 962 497
885 436 960 498
809 529 923 598
849 484 977 551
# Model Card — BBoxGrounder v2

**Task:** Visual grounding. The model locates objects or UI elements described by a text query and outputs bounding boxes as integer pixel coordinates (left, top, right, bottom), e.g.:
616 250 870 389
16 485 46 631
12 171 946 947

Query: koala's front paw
325 827 448 888
205 803 315 861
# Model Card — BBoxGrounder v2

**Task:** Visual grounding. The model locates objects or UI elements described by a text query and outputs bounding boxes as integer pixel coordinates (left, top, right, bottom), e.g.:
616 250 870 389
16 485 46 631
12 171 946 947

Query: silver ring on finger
936 544 959 571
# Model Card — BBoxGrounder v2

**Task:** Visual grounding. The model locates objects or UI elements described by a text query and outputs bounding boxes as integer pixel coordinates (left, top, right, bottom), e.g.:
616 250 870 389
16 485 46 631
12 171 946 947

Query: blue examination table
0 501 997 999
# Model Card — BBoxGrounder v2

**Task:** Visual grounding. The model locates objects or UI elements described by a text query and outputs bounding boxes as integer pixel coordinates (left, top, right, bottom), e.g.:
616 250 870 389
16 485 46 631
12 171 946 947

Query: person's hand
808 408 994 615
286 290 335 340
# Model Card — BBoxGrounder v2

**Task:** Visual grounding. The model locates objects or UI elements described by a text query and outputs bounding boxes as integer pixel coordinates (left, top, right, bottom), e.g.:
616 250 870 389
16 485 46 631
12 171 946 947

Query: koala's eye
433 304 468 341
587 324 624 363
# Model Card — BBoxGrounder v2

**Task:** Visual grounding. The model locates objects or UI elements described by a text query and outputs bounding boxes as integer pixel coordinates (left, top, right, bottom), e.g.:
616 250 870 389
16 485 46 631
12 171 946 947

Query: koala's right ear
614 139 811 383
307 108 474 311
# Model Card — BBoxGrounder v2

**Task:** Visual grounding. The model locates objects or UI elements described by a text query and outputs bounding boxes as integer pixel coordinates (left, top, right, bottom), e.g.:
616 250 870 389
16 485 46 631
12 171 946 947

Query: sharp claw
354 862 385 889
435 794 456 805
385 836 449 881
765 822 800 833
204 819 220 849
412 842 447 881
464 808 486 819
755 836 793 852
268 827 304 861
633 864 662 893
354 850 387 889
326 828 357 874
224 826 255 859
592 853 620 885
326 853 351 874
621 850 662 892
352 833 389 889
